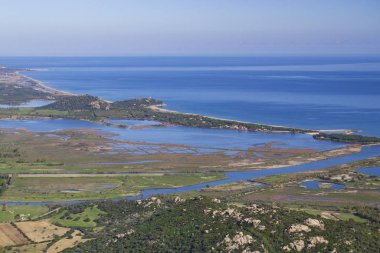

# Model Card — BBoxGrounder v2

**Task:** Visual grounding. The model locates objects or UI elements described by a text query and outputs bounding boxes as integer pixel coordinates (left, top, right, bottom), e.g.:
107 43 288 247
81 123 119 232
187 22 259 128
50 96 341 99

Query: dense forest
313 133 380 144
40 94 110 111
60 197 379 253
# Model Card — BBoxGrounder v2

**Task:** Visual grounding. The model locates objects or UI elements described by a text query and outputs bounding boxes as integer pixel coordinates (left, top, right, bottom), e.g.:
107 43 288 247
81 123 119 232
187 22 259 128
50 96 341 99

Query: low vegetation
0 173 225 202
313 133 380 144
0 205 49 223
52 206 105 228
0 83 51 105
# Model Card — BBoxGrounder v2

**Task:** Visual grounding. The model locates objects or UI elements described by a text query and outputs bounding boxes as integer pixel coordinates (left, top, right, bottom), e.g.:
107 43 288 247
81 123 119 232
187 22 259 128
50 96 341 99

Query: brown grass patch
15 220 70 243
0 223 29 246
47 230 91 253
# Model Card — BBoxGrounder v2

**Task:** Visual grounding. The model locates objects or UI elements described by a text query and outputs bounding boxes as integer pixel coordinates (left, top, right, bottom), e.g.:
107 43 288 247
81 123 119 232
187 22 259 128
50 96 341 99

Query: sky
0 0 379 56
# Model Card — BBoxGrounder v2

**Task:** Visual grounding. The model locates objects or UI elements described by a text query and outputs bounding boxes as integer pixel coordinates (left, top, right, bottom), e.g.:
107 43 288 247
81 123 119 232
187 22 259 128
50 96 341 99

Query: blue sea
1 56 380 136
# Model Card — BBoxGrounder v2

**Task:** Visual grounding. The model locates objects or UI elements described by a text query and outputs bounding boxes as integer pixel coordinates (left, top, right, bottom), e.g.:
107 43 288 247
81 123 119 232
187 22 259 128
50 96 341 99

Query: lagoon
1 56 380 136
0 119 346 152
357 167 380 177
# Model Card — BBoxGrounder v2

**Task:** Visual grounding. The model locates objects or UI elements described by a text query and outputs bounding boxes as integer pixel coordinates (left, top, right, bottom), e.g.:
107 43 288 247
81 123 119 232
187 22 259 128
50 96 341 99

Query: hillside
60 197 379 253
40 95 110 111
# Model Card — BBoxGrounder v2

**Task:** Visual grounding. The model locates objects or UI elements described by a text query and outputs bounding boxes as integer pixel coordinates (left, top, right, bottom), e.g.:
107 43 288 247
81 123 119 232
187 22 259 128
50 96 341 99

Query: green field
0 173 225 202
52 206 105 227
0 205 49 222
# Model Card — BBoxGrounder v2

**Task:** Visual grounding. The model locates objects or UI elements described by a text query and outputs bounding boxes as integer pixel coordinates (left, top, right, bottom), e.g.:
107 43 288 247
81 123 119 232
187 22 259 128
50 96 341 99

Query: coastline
148 105 355 134
0 64 364 137
16 70 75 97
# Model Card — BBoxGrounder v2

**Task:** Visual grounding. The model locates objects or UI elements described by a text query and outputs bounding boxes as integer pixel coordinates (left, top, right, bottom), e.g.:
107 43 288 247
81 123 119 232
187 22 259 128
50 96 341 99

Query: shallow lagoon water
106 119 161 127
1 56 380 136
1 56 379 204
131 145 380 199
300 180 345 190
0 119 346 151
357 167 380 177
0 99 52 108
2 145 380 205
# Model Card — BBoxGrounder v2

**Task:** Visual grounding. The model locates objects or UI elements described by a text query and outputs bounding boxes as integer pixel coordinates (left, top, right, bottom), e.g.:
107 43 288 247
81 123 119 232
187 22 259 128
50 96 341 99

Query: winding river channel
1 57 380 206
1 145 379 206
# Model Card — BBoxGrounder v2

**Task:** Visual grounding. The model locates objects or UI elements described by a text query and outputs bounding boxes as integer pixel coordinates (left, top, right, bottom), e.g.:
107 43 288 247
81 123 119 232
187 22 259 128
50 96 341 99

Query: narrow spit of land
3 66 380 146
0 67 72 105
1 65 380 144
0 66 346 133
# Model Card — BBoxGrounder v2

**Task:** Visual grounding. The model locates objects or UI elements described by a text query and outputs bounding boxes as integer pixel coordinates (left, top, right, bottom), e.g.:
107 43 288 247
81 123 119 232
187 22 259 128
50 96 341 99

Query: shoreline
148 105 355 134
16 70 75 97
0 144 379 205
0 64 360 135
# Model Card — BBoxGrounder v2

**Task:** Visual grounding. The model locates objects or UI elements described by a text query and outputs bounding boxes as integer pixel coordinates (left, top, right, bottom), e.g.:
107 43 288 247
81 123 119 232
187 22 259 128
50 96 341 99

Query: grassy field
0 205 49 223
1 173 225 202
52 206 105 227
284 204 367 223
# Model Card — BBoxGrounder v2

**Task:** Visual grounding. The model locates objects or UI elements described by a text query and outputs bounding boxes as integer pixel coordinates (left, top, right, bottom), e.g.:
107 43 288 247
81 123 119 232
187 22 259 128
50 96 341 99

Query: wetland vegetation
0 66 379 252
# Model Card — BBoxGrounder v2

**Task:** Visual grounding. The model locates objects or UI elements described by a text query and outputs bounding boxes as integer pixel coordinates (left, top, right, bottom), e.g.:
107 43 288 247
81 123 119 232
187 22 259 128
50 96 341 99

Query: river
1 145 379 206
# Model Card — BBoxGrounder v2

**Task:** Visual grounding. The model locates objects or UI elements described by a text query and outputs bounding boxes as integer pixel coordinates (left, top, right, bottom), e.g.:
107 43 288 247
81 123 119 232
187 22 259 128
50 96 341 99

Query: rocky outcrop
243 218 261 227
288 240 305 252
289 224 311 233
307 236 328 248
174 196 185 204
305 218 325 230
223 232 253 252
212 198 221 203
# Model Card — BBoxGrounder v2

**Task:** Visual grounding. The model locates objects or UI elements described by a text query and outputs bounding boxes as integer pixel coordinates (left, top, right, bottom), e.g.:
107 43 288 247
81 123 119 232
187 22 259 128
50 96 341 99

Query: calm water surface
357 167 380 177
300 180 345 190
0 56 379 204
1 56 380 136
0 119 345 151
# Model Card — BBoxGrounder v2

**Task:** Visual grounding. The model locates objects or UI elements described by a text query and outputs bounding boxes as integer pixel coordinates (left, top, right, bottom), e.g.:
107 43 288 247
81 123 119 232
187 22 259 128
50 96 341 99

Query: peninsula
0 65 379 253
1 67 378 144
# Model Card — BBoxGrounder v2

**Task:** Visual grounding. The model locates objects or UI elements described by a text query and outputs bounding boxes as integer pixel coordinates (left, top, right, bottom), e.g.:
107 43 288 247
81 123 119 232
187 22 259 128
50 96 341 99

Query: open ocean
1 56 380 136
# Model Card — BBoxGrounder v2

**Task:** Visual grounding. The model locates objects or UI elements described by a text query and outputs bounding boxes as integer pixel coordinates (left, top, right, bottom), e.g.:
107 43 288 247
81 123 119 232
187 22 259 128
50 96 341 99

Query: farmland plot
0 223 29 246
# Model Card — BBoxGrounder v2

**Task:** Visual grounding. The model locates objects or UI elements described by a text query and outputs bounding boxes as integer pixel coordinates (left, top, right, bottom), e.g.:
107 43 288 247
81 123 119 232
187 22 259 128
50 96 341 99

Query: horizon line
1 53 380 58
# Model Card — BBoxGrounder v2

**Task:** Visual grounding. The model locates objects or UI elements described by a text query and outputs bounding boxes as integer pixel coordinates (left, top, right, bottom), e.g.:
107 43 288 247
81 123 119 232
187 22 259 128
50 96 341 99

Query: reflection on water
106 119 162 128
0 100 53 108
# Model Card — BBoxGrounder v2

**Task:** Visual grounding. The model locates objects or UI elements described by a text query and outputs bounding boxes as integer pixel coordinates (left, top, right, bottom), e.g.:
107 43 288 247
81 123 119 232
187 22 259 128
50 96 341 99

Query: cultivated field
0 223 29 246
15 220 70 243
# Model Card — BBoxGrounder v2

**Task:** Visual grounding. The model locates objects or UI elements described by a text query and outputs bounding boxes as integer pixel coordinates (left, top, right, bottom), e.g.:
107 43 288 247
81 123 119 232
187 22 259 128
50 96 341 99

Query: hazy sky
1 0 379 56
